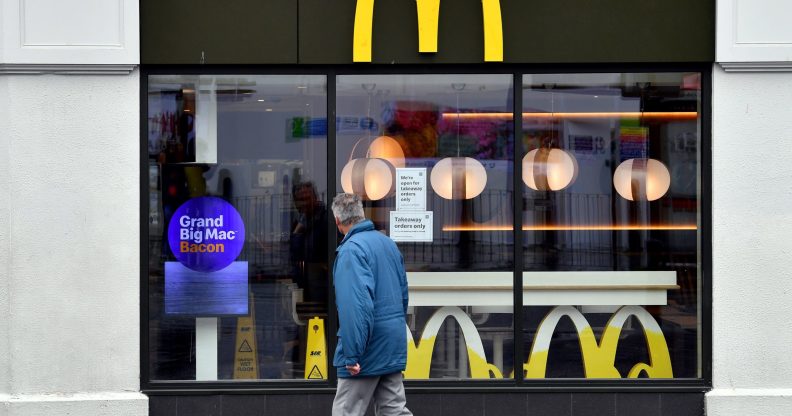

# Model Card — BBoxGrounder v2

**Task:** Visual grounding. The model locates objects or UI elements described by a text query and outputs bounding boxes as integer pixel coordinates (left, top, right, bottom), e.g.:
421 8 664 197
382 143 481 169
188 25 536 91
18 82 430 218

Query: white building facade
709 1 792 415
1 1 146 415
1 1 791 415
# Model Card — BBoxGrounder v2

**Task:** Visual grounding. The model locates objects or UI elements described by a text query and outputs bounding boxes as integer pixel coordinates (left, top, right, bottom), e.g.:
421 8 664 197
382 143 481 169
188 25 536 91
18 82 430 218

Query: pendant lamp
430 156 487 199
613 158 671 201
522 148 578 191
430 83 488 200
522 87 578 191
368 135 405 168
612 84 671 202
340 157 394 200
339 84 397 200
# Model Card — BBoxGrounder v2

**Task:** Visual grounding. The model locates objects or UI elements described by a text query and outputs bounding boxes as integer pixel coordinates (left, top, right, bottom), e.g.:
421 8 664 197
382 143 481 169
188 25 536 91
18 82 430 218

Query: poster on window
395 168 427 211
389 212 433 242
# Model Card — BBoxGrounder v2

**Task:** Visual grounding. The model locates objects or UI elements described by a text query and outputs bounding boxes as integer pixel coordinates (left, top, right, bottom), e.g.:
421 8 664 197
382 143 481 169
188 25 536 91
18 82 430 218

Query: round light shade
340 158 394 201
522 148 578 191
430 157 488 200
613 158 671 201
368 135 405 168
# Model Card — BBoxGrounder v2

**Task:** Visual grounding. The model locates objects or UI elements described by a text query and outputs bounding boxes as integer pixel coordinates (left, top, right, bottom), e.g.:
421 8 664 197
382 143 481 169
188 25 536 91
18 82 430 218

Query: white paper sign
389 212 433 242
395 168 427 211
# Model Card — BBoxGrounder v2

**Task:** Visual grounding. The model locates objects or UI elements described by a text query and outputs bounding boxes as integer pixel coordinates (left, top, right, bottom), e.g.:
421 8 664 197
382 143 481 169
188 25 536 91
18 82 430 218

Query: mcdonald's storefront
141 1 713 415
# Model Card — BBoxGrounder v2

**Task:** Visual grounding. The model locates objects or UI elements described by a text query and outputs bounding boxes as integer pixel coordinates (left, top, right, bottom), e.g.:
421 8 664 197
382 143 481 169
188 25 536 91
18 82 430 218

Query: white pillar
1 74 12 403
711 1 792 414
0 70 147 416
709 65 792 415
0 1 146 414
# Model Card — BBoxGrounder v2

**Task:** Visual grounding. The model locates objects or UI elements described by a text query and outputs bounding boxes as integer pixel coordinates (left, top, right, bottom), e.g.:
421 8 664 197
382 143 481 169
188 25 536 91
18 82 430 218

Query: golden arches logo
404 306 502 379
523 305 673 379
404 306 673 379
353 0 504 62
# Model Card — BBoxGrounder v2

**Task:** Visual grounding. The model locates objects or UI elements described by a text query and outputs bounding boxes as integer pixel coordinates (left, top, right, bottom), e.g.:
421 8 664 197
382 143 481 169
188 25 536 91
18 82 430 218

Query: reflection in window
147 75 328 380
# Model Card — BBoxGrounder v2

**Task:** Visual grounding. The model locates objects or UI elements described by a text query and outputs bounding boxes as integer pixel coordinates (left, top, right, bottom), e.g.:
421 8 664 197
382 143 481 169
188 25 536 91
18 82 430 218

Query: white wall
710 0 792 412
708 66 792 415
1 1 144 412
0 75 11 401
0 72 147 415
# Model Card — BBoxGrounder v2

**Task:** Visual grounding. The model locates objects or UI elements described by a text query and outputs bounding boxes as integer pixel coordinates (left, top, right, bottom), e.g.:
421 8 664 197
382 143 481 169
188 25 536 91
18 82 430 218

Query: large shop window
336 75 515 380
147 75 329 381
519 74 702 379
144 71 704 385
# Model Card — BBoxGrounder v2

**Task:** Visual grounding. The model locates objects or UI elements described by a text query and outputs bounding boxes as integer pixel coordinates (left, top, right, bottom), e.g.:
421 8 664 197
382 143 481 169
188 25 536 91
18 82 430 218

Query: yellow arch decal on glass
404 306 495 379
353 0 504 62
523 306 673 379
403 305 673 379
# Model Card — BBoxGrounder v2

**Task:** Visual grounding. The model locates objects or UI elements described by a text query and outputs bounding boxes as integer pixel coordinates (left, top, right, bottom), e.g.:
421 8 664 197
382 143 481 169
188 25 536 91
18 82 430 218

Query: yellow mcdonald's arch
404 306 673 379
404 306 501 379
353 0 504 63
523 306 673 379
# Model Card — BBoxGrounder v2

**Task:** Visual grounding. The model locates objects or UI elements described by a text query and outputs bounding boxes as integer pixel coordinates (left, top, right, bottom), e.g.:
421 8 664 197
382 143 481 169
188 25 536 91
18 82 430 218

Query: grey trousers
332 372 413 416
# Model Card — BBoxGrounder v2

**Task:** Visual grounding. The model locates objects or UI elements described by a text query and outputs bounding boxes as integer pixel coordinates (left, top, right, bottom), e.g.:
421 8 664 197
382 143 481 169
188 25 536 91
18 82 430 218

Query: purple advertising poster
168 196 245 273
164 261 249 316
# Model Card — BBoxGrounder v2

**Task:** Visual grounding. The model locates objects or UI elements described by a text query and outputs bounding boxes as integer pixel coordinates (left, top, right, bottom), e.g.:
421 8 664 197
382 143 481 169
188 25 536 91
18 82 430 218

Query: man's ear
335 217 341 227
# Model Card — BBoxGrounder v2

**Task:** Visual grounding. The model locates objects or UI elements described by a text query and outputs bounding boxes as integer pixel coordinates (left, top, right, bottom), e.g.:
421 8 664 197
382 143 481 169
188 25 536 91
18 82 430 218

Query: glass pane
520 73 701 379
336 74 514 380
147 75 329 381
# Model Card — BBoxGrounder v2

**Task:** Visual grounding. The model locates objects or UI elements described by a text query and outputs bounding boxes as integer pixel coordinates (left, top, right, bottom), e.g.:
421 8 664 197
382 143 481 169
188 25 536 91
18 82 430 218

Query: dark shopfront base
148 392 704 416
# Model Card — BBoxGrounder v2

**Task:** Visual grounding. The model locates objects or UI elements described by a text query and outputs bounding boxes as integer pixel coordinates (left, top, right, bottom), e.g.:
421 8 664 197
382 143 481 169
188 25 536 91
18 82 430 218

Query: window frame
140 63 712 393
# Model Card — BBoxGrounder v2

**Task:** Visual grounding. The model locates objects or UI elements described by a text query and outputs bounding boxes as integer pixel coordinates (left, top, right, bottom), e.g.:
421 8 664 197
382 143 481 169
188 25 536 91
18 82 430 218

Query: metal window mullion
327 70 339 387
512 72 524 385
140 71 151 389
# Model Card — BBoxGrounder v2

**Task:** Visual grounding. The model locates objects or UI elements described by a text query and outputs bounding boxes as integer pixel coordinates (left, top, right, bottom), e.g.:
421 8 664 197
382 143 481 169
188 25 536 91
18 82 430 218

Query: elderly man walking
330 193 412 416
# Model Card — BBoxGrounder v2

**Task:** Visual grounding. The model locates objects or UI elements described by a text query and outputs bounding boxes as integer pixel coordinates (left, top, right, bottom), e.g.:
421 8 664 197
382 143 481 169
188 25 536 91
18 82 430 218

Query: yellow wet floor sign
233 294 258 379
304 317 327 379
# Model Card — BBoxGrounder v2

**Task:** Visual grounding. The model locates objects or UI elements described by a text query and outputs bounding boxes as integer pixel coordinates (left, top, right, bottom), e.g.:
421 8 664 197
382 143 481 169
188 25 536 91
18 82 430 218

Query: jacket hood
338 219 375 248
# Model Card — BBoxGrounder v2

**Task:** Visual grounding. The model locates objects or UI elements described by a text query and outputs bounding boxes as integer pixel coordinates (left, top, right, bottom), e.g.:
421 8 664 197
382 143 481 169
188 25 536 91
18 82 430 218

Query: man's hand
345 363 361 376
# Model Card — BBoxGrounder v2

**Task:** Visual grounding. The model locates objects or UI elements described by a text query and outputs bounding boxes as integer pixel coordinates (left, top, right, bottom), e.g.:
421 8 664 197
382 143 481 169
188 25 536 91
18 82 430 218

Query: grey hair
331 193 365 226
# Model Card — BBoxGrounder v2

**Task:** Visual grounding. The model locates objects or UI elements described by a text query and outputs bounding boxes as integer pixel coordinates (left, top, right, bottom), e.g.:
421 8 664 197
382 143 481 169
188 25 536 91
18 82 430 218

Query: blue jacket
332 220 409 377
